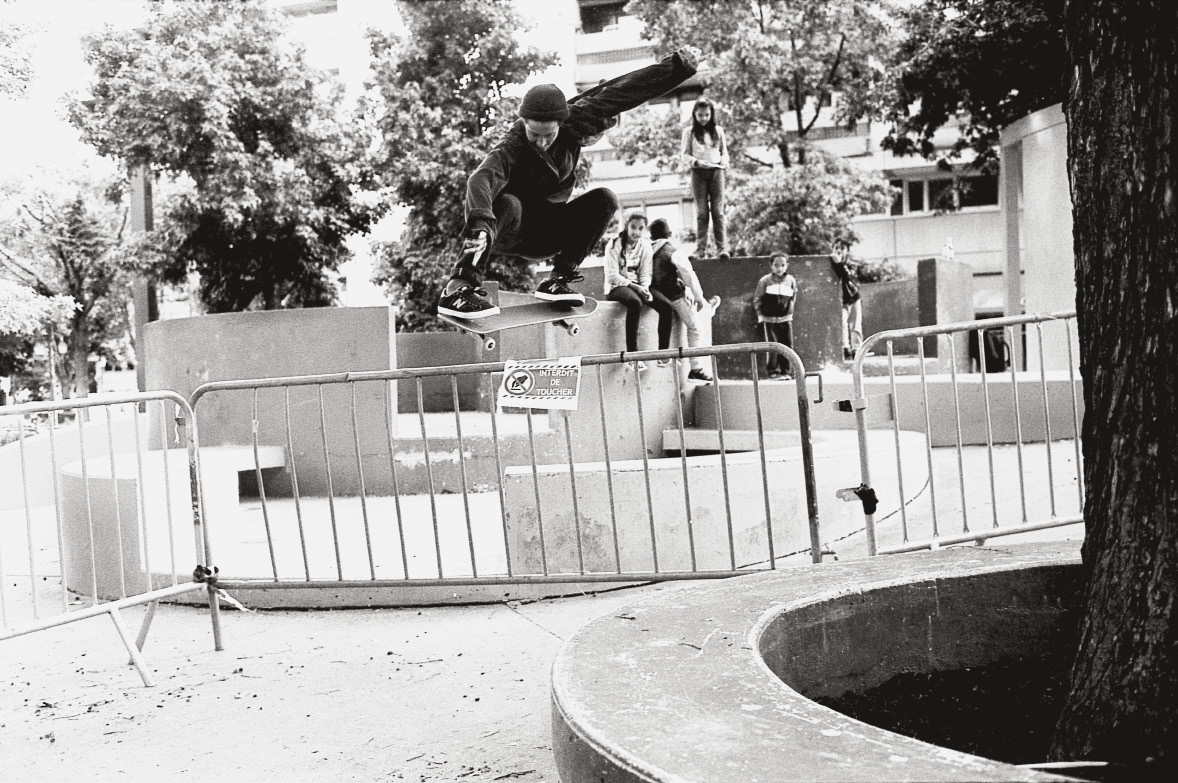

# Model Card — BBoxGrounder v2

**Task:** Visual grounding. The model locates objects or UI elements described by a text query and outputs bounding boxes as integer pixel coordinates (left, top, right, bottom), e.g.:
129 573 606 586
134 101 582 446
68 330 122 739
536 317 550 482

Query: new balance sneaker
438 284 500 319
687 368 713 383
535 273 585 304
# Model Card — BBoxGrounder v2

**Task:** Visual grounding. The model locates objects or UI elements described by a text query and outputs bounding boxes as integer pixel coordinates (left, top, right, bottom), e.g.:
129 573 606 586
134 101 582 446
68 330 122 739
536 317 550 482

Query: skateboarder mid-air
438 46 703 319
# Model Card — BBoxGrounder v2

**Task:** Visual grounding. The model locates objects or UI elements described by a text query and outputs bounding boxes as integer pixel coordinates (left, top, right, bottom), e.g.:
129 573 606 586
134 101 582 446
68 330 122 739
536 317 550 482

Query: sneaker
687 368 713 383
718 251 731 260
656 358 673 368
767 372 783 380
535 273 585 304
636 360 648 373
438 284 500 319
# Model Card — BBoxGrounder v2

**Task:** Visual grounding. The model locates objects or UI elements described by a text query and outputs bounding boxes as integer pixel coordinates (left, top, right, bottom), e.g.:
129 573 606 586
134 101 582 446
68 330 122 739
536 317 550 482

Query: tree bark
1051 0 1178 770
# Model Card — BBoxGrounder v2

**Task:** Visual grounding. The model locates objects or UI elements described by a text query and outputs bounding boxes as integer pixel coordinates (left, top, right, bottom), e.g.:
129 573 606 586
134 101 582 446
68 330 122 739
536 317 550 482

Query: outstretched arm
463 141 516 240
671 248 706 304
564 49 698 141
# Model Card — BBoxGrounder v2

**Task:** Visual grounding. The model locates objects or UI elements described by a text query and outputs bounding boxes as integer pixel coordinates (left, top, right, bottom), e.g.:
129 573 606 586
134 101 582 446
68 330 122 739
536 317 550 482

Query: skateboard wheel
483 336 496 351
567 323 580 336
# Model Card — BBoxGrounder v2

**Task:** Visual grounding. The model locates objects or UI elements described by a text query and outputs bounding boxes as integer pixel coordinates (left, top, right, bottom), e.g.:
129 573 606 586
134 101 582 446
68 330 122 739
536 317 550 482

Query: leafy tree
68 0 381 313
0 2 33 98
726 147 893 254
606 102 687 176
626 0 898 167
0 172 135 400
366 0 555 332
1049 0 1178 771
0 279 75 400
883 0 1067 170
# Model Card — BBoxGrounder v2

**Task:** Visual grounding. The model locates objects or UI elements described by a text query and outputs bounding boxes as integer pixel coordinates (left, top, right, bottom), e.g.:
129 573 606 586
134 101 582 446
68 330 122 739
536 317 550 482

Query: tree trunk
68 325 90 400
1051 0 1178 770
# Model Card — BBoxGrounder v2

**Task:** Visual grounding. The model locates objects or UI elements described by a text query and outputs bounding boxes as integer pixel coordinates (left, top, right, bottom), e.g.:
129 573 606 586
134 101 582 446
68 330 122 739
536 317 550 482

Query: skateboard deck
439 298 599 351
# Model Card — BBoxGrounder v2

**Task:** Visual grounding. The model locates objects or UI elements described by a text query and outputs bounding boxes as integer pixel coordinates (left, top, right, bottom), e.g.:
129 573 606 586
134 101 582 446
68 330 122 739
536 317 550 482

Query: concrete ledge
695 373 1083 447
552 541 1082 783
503 430 929 576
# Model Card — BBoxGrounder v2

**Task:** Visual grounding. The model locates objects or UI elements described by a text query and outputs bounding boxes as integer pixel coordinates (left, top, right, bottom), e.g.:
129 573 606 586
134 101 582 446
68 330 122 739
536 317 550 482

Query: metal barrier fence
186 343 820 598
0 392 222 685
847 311 1084 555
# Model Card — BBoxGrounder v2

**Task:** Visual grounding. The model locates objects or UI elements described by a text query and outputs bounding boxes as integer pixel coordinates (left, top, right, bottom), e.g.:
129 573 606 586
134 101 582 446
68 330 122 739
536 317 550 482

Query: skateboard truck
467 318 580 351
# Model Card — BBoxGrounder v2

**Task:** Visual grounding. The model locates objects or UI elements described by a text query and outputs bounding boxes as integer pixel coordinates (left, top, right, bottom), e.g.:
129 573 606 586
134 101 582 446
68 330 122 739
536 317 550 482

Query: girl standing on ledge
681 98 730 259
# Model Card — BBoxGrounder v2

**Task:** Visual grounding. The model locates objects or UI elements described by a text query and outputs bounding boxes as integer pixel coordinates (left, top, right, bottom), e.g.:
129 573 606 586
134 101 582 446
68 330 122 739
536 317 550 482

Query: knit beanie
519 84 569 122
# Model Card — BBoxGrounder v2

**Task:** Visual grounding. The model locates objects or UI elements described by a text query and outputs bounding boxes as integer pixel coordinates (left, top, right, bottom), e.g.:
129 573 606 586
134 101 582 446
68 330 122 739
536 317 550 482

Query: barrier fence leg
109 607 156 687
130 599 159 663
207 585 224 652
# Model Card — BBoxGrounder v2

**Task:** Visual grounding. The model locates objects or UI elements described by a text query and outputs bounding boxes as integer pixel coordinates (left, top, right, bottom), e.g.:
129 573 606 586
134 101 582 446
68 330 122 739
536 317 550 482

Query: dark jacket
755 272 797 323
463 52 696 241
831 258 861 305
651 240 686 300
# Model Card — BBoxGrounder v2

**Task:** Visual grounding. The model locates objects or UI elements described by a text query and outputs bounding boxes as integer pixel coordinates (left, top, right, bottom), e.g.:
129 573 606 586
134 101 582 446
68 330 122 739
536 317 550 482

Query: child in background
681 98 730 258
604 211 670 371
753 254 797 379
830 240 862 361
648 218 719 382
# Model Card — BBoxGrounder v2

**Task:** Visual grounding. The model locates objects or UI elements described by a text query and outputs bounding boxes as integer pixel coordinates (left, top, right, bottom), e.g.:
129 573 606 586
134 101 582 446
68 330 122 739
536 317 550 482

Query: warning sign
498 357 582 410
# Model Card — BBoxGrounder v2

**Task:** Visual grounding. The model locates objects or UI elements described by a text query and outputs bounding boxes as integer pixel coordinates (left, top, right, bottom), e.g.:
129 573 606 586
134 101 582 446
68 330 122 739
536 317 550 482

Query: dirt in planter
816 655 1069 765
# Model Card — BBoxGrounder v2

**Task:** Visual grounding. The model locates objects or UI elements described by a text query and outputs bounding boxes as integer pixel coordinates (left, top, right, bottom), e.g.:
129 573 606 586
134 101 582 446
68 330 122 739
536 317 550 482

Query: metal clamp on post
836 484 879 515
192 564 219 584
833 397 869 413
833 393 894 423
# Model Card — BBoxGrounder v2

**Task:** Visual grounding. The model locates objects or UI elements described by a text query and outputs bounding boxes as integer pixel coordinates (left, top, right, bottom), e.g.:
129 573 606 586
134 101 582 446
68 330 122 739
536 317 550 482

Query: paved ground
1 580 702 783
1 424 1084 783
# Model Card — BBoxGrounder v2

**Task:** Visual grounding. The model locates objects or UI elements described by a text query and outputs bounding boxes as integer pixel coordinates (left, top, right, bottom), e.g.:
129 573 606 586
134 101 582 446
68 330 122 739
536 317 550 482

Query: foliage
0 279 74 339
882 0 1067 171
726 148 893 255
0 3 33 98
607 102 686 176
68 0 381 313
626 0 899 168
848 256 907 283
365 0 556 332
0 168 136 399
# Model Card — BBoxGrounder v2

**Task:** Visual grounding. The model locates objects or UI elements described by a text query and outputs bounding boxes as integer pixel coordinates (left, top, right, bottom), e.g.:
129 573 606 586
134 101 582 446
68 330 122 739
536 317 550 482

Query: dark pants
451 188 618 285
691 168 727 255
762 321 794 376
608 285 673 352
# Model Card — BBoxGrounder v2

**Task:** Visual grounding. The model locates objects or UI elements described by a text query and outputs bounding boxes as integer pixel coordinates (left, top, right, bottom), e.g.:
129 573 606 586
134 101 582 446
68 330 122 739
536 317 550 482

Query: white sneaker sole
438 304 500 319
534 292 585 304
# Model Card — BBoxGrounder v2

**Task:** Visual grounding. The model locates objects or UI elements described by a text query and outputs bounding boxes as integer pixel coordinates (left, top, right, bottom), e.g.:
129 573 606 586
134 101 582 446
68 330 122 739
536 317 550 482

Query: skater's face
771 257 788 276
524 119 560 151
694 104 712 124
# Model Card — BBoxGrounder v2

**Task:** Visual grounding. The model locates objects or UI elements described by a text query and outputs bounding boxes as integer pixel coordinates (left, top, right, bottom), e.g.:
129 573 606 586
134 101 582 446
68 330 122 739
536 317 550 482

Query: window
907 180 925 212
959 175 999 208
882 173 1000 216
579 1 627 34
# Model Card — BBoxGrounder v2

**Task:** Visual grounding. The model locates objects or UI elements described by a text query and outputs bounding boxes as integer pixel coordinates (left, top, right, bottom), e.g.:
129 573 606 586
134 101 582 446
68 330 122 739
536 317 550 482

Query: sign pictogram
498 357 582 410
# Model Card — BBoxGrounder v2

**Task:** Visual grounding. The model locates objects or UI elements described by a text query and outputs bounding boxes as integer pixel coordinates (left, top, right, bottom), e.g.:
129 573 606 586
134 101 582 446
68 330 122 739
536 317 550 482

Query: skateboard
438 298 599 351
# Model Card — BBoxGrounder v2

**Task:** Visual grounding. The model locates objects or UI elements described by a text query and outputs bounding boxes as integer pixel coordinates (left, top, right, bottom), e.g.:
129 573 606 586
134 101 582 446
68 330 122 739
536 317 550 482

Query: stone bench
552 541 1081 782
